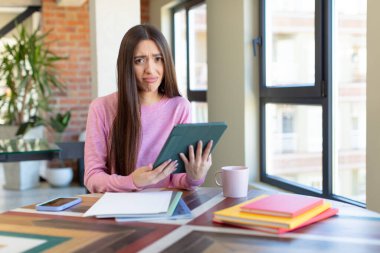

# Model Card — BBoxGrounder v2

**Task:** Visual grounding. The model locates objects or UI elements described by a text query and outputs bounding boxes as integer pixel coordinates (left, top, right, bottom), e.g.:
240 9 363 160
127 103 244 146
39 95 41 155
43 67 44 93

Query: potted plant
0 24 67 190
0 24 66 135
49 110 71 142
45 110 75 187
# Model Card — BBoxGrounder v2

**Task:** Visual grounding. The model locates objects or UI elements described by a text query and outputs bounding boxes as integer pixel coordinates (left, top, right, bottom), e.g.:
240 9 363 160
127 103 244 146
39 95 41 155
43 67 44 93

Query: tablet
153 122 227 173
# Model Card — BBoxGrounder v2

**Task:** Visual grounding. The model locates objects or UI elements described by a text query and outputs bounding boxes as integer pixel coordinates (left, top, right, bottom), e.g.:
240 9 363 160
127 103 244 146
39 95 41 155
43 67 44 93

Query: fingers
154 159 172 174
188 144 195 162
179 152 189 166
196 140 203 161
202 140 213 161
153 159 177 179
133 161 176 187
184 140 213 165
136 163 154 172
161 160 177 176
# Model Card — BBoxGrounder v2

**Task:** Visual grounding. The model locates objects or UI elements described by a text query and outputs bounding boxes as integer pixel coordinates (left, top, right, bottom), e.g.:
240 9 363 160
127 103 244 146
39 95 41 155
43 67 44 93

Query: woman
84 24 213 193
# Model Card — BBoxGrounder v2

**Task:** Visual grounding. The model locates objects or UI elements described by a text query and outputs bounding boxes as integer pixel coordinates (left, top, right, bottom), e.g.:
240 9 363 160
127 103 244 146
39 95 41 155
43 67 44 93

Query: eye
154 55 163 63
134 57 145 65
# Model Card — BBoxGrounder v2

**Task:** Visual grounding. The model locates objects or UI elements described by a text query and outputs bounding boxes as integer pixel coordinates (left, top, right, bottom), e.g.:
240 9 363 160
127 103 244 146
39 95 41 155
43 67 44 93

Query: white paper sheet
83 191 172 218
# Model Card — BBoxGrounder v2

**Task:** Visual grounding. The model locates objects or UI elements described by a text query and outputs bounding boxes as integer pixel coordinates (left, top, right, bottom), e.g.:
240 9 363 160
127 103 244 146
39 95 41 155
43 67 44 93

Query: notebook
83 191 178 218
213 208 339 234
115 198 192 222
240 194 324 218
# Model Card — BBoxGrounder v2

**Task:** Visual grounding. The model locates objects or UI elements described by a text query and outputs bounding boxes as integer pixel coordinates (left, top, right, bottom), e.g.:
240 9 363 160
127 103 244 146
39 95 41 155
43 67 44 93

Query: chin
138 84 156 92
146 84 160 92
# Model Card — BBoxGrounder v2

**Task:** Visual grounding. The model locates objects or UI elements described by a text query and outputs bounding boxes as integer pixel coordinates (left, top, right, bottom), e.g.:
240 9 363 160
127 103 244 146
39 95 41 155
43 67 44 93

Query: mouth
143 77 159 84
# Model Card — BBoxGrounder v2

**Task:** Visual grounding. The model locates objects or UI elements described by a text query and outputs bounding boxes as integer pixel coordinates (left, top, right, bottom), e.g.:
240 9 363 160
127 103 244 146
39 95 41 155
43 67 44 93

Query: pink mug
215 166 249 198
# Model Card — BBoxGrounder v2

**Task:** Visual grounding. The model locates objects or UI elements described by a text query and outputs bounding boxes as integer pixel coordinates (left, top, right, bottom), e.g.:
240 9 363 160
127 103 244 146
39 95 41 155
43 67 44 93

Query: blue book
115 198 192 222
170 199 192 220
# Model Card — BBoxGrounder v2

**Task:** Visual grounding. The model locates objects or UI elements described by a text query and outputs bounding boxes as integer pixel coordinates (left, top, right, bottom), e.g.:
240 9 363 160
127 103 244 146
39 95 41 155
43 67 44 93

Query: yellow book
214 195 331 229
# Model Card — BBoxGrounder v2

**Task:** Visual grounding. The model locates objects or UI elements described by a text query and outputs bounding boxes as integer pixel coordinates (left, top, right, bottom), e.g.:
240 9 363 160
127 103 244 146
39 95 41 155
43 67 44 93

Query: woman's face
133 39 164 95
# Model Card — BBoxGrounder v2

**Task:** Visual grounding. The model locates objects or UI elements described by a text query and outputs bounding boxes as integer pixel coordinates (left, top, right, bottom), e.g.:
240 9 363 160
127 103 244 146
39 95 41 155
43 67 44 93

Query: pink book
240 194 324 218
213 208 339 234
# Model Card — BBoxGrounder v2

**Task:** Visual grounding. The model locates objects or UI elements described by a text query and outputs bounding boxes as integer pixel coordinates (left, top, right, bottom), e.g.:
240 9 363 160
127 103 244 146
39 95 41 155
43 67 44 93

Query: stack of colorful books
213 193 338 234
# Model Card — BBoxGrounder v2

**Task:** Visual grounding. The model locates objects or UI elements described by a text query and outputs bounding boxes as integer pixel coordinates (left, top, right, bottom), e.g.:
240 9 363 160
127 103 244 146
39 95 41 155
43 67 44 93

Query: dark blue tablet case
153 122 227 173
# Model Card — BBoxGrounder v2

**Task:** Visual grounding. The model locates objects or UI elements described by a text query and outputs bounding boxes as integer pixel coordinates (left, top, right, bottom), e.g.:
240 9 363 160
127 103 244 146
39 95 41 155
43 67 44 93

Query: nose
144 58 154 73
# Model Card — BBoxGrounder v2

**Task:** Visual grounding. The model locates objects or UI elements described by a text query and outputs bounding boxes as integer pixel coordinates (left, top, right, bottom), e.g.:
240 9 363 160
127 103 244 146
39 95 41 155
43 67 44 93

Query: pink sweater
84 92 204 193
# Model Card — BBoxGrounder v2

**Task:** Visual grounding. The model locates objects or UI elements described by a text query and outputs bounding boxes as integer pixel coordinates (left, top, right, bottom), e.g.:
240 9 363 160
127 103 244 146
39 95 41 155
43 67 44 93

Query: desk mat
160 229 380 253
0 214 177 252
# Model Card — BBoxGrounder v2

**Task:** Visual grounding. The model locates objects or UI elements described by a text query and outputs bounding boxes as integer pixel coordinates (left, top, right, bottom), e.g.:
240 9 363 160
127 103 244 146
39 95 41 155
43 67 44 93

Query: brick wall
141 0 150 24
41 0 150 141
41 0 91 141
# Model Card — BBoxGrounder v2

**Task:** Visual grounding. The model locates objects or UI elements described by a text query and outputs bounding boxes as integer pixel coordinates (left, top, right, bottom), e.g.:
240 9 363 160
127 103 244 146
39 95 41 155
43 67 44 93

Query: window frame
171 0 207 102
259 0 365 207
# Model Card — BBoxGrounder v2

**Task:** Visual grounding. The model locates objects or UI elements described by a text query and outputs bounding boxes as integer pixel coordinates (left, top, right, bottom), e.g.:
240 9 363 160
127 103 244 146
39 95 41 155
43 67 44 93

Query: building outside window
172 0 208 123
260 0 366 205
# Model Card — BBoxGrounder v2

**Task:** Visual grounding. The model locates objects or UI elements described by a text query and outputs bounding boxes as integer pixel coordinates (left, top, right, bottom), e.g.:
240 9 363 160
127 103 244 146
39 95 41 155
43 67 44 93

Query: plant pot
0 125 47 190
2 161 40 190
46 167 73 187
0 125 18 137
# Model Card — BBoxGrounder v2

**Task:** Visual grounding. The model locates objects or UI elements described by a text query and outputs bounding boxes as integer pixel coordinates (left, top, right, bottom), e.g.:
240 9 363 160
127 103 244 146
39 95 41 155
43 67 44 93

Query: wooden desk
1 188 380 252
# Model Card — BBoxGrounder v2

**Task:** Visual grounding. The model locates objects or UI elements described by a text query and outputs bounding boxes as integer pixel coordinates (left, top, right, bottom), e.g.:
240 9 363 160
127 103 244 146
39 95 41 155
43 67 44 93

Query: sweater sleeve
170 173 205 190
84 100 140 193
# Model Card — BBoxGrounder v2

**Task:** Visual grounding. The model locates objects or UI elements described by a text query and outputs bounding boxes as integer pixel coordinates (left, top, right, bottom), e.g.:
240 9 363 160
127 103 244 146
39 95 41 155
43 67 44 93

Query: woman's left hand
179 140 213 181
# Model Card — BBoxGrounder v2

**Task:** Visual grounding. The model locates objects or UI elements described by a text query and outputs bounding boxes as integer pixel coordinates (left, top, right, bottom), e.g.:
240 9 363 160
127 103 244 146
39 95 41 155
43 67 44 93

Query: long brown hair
110 24 180 176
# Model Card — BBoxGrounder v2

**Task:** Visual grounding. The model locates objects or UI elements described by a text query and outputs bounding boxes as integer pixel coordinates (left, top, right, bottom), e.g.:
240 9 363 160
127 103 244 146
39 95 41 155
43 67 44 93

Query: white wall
90 0 140 98
366 0 380 213
206 0 259 186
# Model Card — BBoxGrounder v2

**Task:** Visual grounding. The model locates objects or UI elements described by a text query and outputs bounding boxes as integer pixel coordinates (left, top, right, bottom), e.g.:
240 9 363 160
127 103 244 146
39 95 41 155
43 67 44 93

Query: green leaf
0 23 67 133
15 116 46 136
49 111 71 133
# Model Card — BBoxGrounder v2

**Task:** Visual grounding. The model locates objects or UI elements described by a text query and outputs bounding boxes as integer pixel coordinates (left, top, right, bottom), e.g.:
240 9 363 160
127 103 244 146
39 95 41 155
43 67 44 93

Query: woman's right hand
131 160 178 188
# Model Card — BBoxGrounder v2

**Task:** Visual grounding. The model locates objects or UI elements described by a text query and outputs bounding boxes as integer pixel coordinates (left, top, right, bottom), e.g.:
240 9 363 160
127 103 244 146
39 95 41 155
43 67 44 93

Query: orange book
213 208 339 234
213 195 331 229
240 194 324 218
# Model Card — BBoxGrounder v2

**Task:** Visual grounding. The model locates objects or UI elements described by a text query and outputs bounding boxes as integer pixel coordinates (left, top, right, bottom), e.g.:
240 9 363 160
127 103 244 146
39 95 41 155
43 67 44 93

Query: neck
139 92 162 106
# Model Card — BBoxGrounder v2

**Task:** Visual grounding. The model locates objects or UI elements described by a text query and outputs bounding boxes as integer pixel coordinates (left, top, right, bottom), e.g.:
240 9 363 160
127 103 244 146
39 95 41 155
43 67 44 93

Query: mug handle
214 171 222 186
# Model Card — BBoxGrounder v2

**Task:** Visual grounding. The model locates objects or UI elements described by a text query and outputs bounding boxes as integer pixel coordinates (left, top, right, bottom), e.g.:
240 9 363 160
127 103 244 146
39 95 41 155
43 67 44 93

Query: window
0 7 41 124
259 0 366 206
172 0 208 123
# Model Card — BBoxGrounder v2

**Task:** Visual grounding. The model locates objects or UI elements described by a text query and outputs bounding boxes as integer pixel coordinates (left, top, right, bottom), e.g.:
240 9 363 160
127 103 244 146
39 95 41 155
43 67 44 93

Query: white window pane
189 3 207 91
266 103 322 190
332 0 366 203
265 0 315 86
174 10 187 97
191 102 208 123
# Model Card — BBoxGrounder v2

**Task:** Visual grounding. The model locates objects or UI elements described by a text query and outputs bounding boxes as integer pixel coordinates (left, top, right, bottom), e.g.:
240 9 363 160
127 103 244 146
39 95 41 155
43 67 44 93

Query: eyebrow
134 53 163 58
